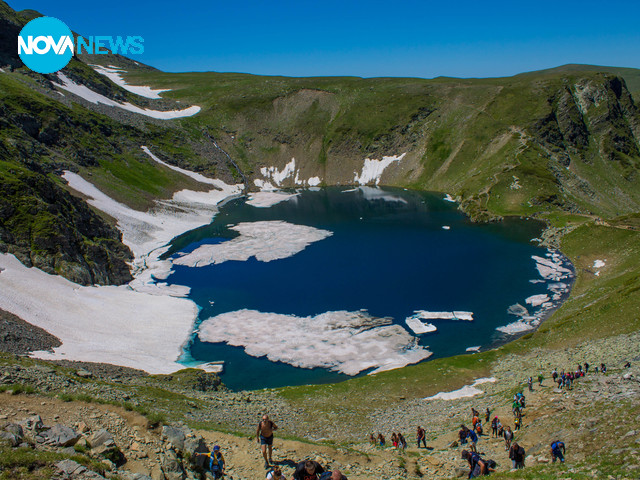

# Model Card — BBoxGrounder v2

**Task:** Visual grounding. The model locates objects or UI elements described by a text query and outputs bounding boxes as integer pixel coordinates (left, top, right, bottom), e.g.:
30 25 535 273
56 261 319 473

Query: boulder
183 436 208 457
20 414 44 432
76 369 93 378
4 423 24 440
161 449 186 480
0 431 19 447
40 424 81 447
88 429 114 449
162 426 186 452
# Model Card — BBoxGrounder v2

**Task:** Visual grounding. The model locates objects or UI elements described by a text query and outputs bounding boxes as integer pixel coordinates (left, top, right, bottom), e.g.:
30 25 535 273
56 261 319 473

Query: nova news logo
18 16 144 74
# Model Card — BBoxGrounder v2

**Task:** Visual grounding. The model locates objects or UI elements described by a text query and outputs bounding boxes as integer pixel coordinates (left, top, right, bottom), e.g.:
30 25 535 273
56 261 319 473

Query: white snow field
53 73 200 119
91 64 170 99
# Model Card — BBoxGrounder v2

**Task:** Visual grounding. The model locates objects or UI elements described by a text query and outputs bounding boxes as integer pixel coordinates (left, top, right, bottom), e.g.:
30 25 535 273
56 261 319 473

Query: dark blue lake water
165 187 565 391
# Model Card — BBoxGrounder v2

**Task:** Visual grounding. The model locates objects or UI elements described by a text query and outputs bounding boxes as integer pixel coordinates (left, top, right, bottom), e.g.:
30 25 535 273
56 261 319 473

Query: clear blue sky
8 0 640 78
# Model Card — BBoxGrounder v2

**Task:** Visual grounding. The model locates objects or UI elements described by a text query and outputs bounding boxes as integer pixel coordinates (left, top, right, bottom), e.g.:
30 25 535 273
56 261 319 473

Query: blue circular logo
18 17 74 74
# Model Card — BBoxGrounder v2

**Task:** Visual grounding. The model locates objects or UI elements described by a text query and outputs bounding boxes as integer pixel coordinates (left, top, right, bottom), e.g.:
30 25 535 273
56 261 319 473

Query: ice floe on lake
173 221 332 267
411 310 474 321
424 377 496 401
405 316 437 335
466 346 481 352
497 250 573 334
53 73 200 119
197 309 431 376
92 65 170 99
443 194 456 203
353 153 405 185
246 191 299 208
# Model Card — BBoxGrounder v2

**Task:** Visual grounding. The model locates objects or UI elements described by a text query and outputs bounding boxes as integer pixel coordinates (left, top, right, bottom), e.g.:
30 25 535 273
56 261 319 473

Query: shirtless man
257 414 278 468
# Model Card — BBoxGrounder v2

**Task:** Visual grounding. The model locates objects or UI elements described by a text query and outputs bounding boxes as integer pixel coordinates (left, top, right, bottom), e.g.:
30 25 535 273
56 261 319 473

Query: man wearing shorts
257 414 278 468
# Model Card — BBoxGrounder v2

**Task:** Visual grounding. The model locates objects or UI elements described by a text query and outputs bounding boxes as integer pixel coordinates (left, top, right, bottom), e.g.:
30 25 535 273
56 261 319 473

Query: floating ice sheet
173 221 332 267
526 294 550 307
246 191 299 208
411 310 474 321
424 377 496 401
405 316 437 335
198 309 431 375
53 73 200 119
444 194 456 203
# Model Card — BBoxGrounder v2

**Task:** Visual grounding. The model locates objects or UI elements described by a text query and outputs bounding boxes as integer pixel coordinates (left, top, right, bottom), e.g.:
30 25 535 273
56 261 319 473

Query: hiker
267 466 286 480
368 433 375 445
459 425 469 445
497 420 504 438
471 407 479 417
601 363 607 374
417 426 427 448
485 408 491 423
584 362 589 373
552 369 558 383
461 450 495 478
625 361 631 368
550 440 566 463
504 426 514 451
472 413 479 429
491 416 499 438
293 459 325 480
509 441 526 469
475 420 483 436
527 377 533 391
391 432 398 448
514 415 522 431
257 414 278 468
398 432 407 450
466 425 478 453
537 373 544 386
377 433 385 447
194 445 225 479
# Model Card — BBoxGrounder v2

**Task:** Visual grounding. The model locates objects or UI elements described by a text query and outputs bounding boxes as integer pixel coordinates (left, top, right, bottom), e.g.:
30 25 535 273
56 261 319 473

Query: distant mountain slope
516 63 640 100
1 0 640 284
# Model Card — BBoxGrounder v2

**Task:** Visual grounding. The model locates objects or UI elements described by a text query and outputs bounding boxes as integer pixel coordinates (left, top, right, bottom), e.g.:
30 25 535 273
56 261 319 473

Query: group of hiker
368 431 407 449
192 357 615 479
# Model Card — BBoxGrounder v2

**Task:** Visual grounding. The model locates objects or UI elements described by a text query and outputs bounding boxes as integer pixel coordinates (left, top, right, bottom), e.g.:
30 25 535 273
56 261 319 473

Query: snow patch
466 346 481 353
141 146 219 185
173 221 332 267
53 73 200 119
424 377 496 401
307 177 321 187
443 194 456 203
198 309 431 376
354 153 405 185
91 64 170 99
0 253 197 374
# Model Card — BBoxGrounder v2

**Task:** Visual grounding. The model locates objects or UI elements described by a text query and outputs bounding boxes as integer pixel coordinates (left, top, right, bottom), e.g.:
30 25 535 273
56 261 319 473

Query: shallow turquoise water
165 187 570 390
